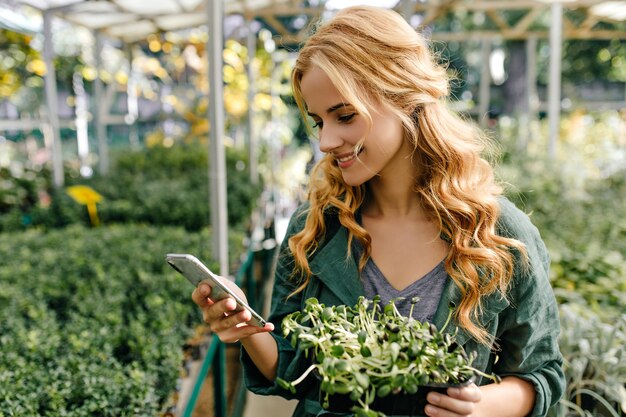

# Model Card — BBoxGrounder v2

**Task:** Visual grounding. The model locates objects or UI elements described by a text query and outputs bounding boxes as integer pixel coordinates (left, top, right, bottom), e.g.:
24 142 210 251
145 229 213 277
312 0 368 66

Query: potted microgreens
276 296 501 417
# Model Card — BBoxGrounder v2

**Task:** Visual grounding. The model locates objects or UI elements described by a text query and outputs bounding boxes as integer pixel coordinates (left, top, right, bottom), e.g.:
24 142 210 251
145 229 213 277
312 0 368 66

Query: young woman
192 6 565 417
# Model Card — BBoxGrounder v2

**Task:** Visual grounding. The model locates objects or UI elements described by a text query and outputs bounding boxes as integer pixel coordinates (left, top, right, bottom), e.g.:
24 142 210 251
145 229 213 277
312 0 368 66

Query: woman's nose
318 128 342 153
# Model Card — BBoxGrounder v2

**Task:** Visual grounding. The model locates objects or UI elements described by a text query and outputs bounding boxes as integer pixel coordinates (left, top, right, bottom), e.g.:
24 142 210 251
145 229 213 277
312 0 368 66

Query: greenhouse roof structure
2 0 626 43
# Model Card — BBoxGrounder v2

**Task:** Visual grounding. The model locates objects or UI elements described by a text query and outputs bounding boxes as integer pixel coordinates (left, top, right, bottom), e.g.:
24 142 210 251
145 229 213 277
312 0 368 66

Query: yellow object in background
66 185 103 226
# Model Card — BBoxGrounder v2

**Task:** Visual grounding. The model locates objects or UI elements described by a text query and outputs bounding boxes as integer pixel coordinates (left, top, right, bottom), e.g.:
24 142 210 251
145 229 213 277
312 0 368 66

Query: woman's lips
334 148 362 168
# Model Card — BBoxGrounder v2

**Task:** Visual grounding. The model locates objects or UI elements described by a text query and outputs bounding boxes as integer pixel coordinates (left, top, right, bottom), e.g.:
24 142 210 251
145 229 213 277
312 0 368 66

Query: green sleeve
494 198 566 416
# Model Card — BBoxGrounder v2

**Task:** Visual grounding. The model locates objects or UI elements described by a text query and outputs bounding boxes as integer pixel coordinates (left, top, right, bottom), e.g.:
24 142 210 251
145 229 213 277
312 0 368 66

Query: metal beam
412 0 615 12
510 6 546 37
425 29 626 41
486 9 510 31
263 14 290 39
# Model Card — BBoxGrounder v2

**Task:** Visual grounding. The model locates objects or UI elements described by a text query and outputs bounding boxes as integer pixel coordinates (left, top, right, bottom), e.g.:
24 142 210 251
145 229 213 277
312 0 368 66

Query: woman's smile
334 147 363 168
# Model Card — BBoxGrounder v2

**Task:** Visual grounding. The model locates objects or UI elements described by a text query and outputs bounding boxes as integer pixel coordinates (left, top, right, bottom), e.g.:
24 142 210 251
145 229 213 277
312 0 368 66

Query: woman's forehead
300 66 347 112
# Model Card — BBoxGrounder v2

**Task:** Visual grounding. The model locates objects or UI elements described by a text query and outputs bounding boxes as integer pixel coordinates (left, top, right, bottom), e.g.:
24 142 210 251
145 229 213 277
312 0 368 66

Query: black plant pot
321 376 476 416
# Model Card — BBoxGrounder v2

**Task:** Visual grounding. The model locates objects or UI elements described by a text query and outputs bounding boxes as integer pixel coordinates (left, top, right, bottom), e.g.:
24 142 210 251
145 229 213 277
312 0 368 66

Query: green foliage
90 143 261 229
501 162 626 319
0 143 263 232
0 29 43 103
0 166 87 231
562 38 626 83
0 223 243 415
554 303 626 417
0 165 47 215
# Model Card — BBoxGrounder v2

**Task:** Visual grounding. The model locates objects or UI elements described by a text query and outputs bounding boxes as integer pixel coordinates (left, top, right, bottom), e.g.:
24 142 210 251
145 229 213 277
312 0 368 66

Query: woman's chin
341 172 372 187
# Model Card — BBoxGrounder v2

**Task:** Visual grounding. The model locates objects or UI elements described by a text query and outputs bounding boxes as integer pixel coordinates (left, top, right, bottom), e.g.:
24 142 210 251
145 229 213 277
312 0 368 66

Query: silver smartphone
165 253 267 327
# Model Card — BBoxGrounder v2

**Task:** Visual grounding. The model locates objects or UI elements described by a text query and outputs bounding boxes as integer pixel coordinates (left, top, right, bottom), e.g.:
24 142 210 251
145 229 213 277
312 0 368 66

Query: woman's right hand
191 280 274 343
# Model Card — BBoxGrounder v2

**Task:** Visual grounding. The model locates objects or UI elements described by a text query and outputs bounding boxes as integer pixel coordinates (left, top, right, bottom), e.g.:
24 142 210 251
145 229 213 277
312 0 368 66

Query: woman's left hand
424 383 482 417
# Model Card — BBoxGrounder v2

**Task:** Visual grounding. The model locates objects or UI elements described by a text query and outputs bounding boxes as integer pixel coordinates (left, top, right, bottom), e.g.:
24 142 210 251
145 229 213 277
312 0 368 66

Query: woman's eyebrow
307 103 350 117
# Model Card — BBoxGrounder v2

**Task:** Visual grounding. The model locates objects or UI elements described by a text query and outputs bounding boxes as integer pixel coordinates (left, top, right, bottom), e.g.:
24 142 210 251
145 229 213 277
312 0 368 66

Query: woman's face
300 65 411 187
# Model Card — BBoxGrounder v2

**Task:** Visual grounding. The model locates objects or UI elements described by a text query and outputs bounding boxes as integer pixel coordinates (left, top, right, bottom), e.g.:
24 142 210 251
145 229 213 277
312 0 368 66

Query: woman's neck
363 177 425 219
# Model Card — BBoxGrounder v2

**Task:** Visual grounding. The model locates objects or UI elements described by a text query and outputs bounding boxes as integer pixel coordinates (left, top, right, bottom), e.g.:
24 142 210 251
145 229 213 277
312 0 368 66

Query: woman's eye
338 113 356 123
312 120 323 129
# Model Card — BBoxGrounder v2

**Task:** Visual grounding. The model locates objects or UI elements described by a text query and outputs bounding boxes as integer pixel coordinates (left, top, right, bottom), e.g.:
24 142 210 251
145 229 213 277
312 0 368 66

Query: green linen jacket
242 197 565 417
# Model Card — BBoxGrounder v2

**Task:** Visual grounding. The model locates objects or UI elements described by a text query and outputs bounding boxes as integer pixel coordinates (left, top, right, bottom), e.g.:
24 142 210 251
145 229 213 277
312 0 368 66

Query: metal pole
94 31 109 174
519 35 538 152
478 39 491 127
526 36 538 117
401 0 414 21
246 20 258 185
43 10 64 187
207 0 229 276
125 44 140 149
547 3 563 159
212 341 227 417
269 53 279 208
73 72 91 176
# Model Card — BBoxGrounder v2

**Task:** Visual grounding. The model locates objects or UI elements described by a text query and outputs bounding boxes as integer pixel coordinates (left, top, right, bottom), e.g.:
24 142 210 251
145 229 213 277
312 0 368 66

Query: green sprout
276 296 501 417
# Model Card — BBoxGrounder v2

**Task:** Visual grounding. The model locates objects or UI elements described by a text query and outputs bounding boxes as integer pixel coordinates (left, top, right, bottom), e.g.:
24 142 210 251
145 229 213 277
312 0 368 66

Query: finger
447 384 482 402
211 308 252 332
424 403 469 417
200 277 248 305
202 297 238 324
425 391 476 417
192 283 213 307
216 322 275 343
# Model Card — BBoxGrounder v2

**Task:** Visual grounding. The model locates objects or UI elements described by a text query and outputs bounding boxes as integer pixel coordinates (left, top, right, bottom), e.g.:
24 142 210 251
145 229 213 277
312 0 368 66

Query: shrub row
0 143 263 232
0 224 244 416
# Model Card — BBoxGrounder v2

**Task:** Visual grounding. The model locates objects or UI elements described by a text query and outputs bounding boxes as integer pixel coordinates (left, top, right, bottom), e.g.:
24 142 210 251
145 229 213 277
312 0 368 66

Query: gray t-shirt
353 241 448 322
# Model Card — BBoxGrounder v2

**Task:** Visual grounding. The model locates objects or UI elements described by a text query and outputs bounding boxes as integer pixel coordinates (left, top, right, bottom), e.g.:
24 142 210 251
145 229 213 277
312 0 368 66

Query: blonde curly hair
287 6 526 346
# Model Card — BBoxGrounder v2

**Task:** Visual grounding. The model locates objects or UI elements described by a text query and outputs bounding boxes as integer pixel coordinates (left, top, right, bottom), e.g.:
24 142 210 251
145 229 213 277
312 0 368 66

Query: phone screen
166 253 267 327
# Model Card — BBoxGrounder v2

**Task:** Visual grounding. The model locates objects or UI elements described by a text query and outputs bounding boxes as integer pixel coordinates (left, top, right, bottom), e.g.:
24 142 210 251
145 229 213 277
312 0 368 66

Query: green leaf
331 345 345 357
376 384 392 398
355 372 370 390
360 345 372 357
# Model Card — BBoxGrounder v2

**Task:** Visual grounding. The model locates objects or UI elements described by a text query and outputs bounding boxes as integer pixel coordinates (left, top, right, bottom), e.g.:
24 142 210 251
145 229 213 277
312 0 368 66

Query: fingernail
428 393 440 404
200 285 209 296
424 405 436 416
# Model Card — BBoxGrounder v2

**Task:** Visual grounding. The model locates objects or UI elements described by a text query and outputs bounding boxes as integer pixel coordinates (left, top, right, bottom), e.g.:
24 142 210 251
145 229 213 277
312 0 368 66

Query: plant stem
290 364 318 387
